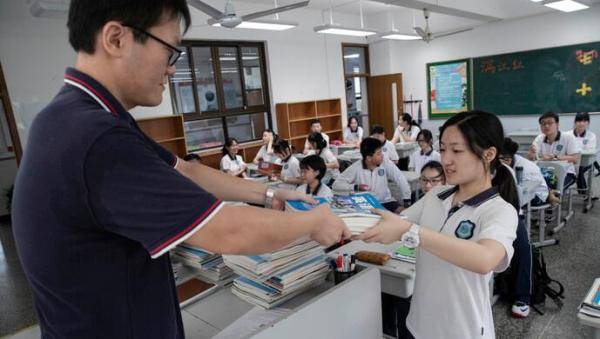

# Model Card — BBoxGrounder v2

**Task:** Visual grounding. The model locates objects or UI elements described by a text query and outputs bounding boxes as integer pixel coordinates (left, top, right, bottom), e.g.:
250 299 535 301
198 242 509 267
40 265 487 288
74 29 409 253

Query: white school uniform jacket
514 154 549 203
278 156 301 190
304 132 330 151
564 129 597 152
393 125 421 142
256 145 280 164
333 158 411 202
295 182 334 199
382 140 399 163
408 148 440 173
531 131 581 175
319 147 340 179
343 126 363 143
401 185 518 339
220 154 245 173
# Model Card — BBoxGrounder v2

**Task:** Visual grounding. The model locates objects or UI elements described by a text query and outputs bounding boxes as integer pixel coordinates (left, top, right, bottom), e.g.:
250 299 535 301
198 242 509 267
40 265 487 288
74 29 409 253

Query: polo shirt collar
63 67 127 118
574 129 586 138
421 148 433 156
543 131 561 144
437 186 499 207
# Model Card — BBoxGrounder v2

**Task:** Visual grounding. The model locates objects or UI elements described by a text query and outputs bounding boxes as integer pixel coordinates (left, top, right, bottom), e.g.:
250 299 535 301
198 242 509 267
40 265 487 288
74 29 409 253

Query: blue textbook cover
286 193 384 216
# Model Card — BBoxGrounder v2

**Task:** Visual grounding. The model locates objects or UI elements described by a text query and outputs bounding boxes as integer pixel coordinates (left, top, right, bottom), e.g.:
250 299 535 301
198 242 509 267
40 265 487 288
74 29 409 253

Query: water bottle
515 166 524 184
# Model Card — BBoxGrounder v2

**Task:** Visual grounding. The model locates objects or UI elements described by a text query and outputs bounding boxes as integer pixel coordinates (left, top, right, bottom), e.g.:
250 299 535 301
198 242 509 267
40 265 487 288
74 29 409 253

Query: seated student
183 153 201 163
303 119 330 154
343 116 363 147
296 155 334 198
220 138 247 178
420 160 446 195
370 125 399 165
390 112 421 144
308 132 339 184
527 111 581 189
564 112 597 191
409 129 440 173
333 138 411 213
253 129 280 164
502 138 549 206
272 139 302 190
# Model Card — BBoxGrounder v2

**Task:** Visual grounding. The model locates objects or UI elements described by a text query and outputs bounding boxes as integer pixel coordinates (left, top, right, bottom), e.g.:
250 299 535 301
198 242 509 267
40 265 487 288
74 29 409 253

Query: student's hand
270 189 318 210
353 209 411 244
540 154 554 161
309 205 352 246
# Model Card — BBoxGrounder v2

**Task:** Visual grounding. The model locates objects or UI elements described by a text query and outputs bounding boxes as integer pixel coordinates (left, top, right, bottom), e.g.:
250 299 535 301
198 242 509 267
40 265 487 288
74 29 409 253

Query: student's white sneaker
511 301 530 318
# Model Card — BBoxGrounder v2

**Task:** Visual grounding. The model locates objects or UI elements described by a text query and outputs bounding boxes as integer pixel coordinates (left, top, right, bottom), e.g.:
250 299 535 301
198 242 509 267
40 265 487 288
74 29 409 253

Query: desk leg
585 166 594 213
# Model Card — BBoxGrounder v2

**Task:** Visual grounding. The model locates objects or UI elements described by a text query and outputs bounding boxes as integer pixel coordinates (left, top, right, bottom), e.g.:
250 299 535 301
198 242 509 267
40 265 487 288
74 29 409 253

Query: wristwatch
265 188 276 209
401 224 421 249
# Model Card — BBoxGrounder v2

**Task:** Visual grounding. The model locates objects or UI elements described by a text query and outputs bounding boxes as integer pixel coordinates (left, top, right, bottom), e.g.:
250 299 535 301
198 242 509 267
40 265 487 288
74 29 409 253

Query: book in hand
172 244 235 285
391 244 417 264
286 193 385 235
580 278 600 318
258 160 283 176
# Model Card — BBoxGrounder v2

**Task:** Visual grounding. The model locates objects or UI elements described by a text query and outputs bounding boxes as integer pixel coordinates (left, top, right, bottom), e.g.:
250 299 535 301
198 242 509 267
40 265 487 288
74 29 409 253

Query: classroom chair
537 161 575 235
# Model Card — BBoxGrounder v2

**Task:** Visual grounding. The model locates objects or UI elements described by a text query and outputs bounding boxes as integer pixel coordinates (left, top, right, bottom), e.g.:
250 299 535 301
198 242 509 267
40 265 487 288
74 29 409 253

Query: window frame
168 40 272 151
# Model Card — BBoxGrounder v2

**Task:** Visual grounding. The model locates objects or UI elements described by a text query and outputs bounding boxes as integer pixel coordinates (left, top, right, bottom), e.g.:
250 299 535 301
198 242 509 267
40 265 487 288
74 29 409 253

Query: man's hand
353 209 411 244
308 205 351 246
270 189 318 210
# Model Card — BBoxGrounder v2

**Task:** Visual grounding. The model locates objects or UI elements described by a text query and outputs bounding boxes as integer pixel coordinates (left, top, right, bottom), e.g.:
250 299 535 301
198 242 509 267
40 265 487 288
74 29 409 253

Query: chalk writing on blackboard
576 50 598 65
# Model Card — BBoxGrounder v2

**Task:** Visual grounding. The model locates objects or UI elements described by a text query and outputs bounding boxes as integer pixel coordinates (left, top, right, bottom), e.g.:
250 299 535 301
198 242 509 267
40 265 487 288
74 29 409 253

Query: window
169 41 271 151
342 44 370 133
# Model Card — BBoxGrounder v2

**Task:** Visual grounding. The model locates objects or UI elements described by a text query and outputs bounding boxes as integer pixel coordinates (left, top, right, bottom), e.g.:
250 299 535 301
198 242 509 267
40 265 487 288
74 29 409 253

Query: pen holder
333 268 357 285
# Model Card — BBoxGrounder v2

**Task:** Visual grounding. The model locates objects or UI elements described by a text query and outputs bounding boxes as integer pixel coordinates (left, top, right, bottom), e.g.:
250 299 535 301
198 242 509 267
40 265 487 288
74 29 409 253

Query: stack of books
286 193 385 235
224 238 329 309
580 278 600 318
172 244 235 285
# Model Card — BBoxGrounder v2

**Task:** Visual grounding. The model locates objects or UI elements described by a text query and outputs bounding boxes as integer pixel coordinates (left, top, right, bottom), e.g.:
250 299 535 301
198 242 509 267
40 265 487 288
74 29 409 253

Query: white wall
369 6 600 136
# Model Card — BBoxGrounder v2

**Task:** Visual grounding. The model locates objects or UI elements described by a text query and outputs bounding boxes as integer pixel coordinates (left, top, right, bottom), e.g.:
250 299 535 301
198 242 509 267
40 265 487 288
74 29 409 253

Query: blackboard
427 59 471 118
473 41 600 115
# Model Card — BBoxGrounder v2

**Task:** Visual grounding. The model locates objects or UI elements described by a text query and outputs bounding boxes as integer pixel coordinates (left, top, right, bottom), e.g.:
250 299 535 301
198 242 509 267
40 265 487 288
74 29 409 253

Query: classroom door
367 74 403 138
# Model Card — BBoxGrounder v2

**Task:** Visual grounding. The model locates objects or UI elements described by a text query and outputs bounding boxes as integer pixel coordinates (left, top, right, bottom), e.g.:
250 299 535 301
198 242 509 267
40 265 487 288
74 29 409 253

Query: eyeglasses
539 121 556 127
124 25 183 67
420 175 444 185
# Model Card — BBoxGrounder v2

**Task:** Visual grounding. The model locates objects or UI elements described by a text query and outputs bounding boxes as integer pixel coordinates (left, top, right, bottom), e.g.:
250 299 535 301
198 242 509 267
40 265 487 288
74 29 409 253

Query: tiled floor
2 183 600 338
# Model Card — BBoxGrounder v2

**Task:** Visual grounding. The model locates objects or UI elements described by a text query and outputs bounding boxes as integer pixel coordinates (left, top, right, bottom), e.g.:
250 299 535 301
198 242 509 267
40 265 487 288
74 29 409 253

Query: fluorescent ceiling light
380 32 422 40
210 19 297 31
530 0 544 2
344 54 360 59
314 24 377 37
544 0 589 12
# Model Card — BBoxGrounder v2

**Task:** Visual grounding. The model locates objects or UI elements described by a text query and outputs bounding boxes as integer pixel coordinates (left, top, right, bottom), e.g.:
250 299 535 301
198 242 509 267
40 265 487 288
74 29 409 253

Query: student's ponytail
491 159 519 211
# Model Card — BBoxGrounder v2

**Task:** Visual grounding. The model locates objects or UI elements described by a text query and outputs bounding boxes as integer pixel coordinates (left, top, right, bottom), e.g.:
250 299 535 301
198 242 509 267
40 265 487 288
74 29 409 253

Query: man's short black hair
360 137 383 158
300 155 326 181
310 119 321 126
370 125 385 135
575 112 590 122
539 111 559 124
67 0 191 54
183 153 201 162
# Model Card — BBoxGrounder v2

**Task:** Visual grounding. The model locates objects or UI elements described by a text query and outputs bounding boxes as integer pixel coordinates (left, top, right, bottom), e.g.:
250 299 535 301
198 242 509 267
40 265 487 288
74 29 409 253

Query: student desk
337 150 362 163
581 149 597 213
394 142 418 159
181 267 382 339
578 312 600 339
507 129 538 155
332 144 358 155
327 241 416 298
292 153 308 161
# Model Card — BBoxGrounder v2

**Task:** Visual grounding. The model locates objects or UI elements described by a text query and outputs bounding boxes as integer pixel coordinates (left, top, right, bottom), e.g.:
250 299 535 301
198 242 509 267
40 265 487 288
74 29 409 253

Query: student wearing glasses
296 155 334 198
527 111 581 189
11 2 350 337
419 160 445 194
356 111 518 339
409 129 440 173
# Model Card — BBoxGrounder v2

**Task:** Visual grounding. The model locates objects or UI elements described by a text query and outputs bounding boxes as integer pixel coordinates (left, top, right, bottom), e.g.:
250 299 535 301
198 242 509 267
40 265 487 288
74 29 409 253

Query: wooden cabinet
276 98 343 152
136 115 188 158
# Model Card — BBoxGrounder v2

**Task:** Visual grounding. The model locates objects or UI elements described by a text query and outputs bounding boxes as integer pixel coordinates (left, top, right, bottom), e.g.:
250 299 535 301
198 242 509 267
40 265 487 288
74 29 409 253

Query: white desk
578 311 600 339
328 240 415 298
394 142 418 159
182 267 383 339
292 153 308 161
332 144 358 155
337 150 362 163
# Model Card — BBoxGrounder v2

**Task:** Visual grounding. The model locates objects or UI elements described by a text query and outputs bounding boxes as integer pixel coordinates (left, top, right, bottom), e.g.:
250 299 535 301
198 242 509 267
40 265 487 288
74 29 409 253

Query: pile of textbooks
286 193 385 235
580 278 600 318
172 244 235 285
224 238 329 309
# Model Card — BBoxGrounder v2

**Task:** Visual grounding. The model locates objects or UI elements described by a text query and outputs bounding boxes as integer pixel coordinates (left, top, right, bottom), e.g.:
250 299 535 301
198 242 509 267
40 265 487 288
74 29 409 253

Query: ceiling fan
188 0 309 28
413 9 473 43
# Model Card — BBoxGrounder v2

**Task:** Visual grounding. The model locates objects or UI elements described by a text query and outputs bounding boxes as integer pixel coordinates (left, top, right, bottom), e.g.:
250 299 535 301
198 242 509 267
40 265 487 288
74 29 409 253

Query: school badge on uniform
455 220 476 240
556 144 563 151
383 147 387 152
378 168 385 176
284 164 289 170
584 140 589 145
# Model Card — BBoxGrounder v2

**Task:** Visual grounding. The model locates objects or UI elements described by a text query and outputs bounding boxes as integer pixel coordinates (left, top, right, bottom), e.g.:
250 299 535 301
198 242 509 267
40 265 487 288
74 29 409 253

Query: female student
220 138 247 178
420 160 445 194
303 119 330 154
253 129 280 164
356 111 519 339
272 139 302 190
391 113 421 144
296 155 334 198
308 132 340 184
343 116 363 146
409 129 440 173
